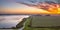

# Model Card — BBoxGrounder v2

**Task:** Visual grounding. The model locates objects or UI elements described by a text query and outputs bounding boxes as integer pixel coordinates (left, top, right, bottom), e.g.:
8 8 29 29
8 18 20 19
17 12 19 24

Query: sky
0 0 58 7
0 0 58 14
15 0 58 5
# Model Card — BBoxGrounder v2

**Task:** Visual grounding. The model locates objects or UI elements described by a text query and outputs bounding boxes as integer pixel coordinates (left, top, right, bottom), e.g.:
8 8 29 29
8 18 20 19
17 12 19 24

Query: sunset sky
0 0 58 14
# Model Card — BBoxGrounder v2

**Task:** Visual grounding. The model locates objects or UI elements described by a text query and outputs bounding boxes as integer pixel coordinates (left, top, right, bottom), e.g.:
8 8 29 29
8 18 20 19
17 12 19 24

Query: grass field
24 16 60 30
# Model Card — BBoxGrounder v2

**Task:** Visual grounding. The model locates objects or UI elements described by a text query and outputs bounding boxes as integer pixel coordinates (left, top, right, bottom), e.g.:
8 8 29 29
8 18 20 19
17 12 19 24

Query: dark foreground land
24 16 60 30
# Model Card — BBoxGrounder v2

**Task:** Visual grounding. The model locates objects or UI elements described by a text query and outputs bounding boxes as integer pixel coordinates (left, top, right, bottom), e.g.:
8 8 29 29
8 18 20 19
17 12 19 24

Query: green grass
24 17 60 30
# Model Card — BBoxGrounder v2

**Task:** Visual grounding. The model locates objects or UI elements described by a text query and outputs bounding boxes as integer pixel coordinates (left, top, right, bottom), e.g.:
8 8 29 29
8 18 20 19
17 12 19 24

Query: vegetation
24 16 60 30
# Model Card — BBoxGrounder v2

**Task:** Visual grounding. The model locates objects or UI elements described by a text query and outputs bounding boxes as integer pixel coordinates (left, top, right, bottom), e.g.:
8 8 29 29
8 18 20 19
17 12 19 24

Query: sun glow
34 2 60 14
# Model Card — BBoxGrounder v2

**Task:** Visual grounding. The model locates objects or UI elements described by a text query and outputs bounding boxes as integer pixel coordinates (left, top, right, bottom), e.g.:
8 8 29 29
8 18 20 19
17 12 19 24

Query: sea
0 15 30 30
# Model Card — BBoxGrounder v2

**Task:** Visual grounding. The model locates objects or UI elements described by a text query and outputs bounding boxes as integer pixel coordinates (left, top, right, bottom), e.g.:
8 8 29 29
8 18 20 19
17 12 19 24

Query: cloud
15 0 58 5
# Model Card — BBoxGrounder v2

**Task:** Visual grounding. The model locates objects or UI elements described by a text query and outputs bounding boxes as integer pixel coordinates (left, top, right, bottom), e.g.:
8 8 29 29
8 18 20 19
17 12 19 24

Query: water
0 15 29 30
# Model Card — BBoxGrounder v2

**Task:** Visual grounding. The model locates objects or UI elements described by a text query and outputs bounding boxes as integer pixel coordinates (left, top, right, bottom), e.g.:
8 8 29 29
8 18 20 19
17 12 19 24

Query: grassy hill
24 16 60 30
